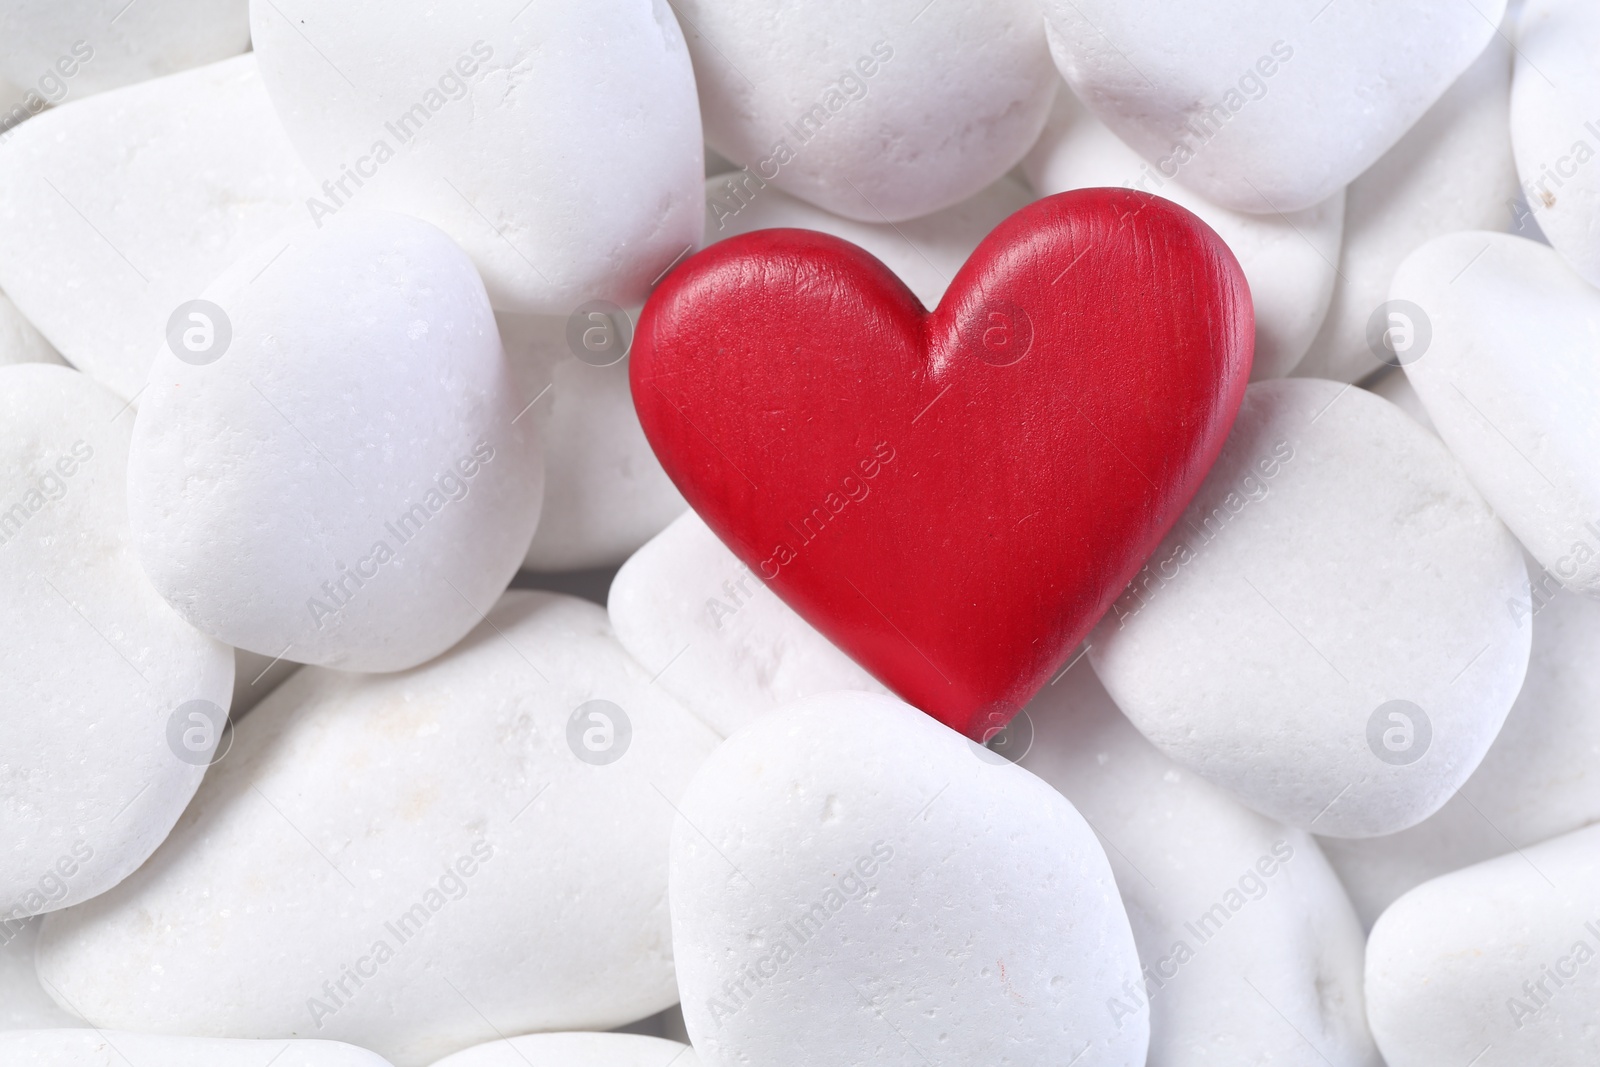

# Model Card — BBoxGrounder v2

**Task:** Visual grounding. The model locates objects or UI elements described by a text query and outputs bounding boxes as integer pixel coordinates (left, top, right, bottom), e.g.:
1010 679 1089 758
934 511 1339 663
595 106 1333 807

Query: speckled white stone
703 172 1033 309
0 1 249 100
497 313 687 573
37 591 720 1067
1023 87 1343 379
1091 378 1529 837
0 1030 393 1067
1019 665 1379 1066
1042 0 1506 213
1393 232 1600 596
428 1033 696 1067
1319 582 1600 928
677 0 1055 222
127 209 542 672
1366 822 1600 1066
1296 28 1517 382
0 54 317 400
608 510 885 738
670 691 1148 1067
250 0 703 315
0 364 233 919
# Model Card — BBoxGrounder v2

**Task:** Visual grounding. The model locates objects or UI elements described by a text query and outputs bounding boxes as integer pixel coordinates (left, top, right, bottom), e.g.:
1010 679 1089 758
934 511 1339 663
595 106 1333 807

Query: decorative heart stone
631 188 1253 737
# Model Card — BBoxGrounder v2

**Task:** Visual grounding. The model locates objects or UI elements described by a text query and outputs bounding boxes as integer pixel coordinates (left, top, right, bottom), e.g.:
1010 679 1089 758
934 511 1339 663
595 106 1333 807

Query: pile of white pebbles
1 1 1597 1065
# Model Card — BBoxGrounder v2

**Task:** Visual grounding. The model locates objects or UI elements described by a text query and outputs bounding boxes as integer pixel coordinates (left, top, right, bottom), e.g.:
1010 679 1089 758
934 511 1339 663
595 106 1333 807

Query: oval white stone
669 691 1148 1066
1090 378 1529 837
37 591 720 1067
127 209 542 672
0 1030 391 1067
0 363 233 918
428 1033 695 1067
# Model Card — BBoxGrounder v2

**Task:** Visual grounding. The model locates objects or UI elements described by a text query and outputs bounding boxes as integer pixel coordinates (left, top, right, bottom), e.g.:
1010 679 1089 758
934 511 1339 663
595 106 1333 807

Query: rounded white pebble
1019 665 1379 1065
0 1030 392 1066
1090 378 1529 837
127 209 542 672
0 363 233 919
1394 232 1600 596
608 510 886 738
669 691 1148 1067
37 591 720 1067
1041 0 1506 213
1022 87 1343 379
427 1033 695 1067
0 54 318 400
677 0 1055 222
1366 822 1600 1066
249 0 704 315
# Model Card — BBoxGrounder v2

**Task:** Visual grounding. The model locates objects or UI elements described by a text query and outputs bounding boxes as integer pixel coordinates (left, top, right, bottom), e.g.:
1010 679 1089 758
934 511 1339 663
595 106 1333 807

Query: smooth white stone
1320 583 1600 928
0 2 249 99
0 920 81 1030
1022 87 1343 379
1296 29 1517 382
498 313 687 573
1365 822 1600 1066
429 1033 696 1067
250 0 703 315
1041 0 1505 214
608 510 886 738
1510 0 1600 288
0 1030 392 1066
677 0 1055 222
1393 232 1600 596
1090 378 1529 837
703 173 1033 309
1363 367 1438 437
127 209 542 672
37 591 720 1067
0 54 317 400
670 691 1148 1067
0 364 233 918
0 293 61 367
1019 664 1379 1065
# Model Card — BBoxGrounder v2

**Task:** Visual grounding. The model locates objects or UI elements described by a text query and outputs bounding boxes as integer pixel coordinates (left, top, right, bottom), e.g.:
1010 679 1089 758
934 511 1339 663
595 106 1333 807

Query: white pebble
670 691 1147 1066
38 591 720 1067
608 510 885 738
428 1033 695 1067
677 0 1055 222
1090 378 1529 837
0 1030 390 1066
0 364 233 918
250 0 703 315
0 54 317 399
1041 0 1505 213
127 209 542 672
1393 232 1600 595
1022 86 1343 379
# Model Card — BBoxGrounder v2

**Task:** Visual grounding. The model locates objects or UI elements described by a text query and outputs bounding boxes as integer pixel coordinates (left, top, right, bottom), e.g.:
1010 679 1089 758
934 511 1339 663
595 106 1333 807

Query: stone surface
1019 664 1379 1066
1042 0 1506 213
677 0 1055 222
498 313 686 573
0 919 81 1031
429 1033 695 1067
1320 583 1600 928
1296 27 1517 382
608 510 886 738
670 691 1148 1066
0 1030 393 1066
0 2 250 99
703 172 1033 309
250 0 703 315
0 363 234 919
37 591 720 1067
127 209 542 672
1023 87 1343 379
1090 378 1529 837
0 54 317 400
1393 232 1600 596
1366 822 1600 1066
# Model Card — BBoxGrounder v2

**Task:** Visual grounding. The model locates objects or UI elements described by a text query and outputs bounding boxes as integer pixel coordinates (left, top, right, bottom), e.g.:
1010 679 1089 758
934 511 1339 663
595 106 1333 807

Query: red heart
631 188 1252 739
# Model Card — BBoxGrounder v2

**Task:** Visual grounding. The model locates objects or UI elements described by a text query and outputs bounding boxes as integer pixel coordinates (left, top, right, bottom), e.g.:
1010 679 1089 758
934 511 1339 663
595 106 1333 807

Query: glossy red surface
632 188 1253 739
